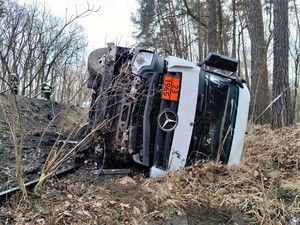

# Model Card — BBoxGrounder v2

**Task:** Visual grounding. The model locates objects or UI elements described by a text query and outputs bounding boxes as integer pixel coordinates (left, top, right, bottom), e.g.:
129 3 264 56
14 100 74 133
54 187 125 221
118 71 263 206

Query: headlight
132 51 154 75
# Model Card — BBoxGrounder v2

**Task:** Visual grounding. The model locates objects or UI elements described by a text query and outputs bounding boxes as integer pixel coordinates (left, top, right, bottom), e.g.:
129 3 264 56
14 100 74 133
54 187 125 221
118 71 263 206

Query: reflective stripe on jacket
12 82 19 90
43 86 52 93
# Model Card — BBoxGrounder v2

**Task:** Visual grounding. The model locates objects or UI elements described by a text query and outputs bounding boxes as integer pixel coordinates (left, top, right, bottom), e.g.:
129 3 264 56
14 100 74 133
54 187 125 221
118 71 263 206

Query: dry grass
143 123 300 224
1 123 300 224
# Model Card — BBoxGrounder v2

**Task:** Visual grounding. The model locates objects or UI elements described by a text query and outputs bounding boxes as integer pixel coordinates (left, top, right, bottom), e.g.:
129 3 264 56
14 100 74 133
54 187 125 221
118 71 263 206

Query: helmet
11 73 17 81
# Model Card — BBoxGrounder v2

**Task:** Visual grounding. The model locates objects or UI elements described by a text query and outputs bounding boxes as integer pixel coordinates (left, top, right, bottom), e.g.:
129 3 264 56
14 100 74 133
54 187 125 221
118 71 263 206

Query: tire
87 48 107 89
74 122 90 140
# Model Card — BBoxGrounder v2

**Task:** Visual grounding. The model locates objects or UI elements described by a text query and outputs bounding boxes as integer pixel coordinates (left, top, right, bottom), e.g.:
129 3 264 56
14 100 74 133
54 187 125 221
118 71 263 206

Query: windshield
188 71 239 164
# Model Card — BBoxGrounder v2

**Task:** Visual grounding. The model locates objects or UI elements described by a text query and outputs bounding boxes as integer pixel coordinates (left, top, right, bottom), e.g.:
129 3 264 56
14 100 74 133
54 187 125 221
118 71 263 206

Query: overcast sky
19 0 138 53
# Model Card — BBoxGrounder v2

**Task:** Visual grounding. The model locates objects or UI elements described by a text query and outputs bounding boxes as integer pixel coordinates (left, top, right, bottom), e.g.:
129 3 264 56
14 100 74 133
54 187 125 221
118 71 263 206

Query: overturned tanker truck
78 43 250 177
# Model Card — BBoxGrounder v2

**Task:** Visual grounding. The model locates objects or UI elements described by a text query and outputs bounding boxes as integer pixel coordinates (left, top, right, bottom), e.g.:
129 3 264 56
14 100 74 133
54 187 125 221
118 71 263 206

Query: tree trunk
291 0 300 123
217 0 223 54
156 0 172 56
272 0 289 129
231 0 236 58
292 54 299 123
247 0 271 124
197 0 204 60
168 0 182 57
241 26 249 84
207 0 217 53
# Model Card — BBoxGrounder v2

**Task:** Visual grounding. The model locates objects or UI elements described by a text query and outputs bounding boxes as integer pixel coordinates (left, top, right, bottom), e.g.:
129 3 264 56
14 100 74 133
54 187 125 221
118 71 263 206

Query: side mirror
231 76 246 88
198 52 238 73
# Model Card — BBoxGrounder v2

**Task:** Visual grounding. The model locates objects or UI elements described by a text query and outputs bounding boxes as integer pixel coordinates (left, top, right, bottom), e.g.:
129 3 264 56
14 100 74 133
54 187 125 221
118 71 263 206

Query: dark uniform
41 83 53 100
11 74 19 95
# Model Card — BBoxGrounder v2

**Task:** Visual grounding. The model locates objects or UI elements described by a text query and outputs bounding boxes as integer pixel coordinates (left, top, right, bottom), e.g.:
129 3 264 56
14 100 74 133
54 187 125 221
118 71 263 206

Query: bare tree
0 0 4 16
231 0 237 58
0 1 94 100
167 0 182 57
290 0 300 123
236 2 249 83
0 0 99 196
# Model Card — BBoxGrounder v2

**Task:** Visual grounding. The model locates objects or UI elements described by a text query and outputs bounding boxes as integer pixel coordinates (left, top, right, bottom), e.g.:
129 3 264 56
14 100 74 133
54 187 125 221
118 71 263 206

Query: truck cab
87 45 250 177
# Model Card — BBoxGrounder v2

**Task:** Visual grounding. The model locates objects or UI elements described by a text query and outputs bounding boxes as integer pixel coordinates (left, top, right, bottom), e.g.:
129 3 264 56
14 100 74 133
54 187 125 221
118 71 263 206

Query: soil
0 94 300 224
0 94 84 193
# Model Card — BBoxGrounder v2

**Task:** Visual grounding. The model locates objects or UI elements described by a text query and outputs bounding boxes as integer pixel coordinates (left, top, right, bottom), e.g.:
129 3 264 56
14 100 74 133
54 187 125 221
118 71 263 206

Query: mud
0 94 83 193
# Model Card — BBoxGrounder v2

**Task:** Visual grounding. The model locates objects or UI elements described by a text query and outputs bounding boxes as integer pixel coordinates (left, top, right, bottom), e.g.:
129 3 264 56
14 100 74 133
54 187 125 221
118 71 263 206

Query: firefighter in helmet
41 83 53 100
11 73 19 95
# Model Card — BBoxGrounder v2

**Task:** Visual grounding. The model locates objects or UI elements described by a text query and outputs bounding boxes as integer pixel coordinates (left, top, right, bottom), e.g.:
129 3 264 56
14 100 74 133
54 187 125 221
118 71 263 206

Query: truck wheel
87 48 107 89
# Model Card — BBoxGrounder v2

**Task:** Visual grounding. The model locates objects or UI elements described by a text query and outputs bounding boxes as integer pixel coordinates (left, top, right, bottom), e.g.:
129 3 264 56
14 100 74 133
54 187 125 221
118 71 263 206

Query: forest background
0 0 298 130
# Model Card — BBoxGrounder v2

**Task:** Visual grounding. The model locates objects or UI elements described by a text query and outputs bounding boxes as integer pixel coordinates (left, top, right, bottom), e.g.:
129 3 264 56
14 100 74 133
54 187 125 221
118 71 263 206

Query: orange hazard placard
161 75 180 102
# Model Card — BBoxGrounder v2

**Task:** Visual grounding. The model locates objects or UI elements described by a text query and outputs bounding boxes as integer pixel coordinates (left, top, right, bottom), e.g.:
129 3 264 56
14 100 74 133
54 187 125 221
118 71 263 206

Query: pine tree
272 0 290 128
247 0 271 124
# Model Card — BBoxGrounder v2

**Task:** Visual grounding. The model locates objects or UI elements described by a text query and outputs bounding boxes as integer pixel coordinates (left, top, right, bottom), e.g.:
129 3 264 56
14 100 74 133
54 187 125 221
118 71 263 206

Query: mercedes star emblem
158 110 178 132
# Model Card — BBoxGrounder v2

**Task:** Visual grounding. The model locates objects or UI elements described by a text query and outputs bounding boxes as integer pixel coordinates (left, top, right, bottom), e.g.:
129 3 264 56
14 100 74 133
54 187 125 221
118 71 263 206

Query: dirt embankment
0 94 84 193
